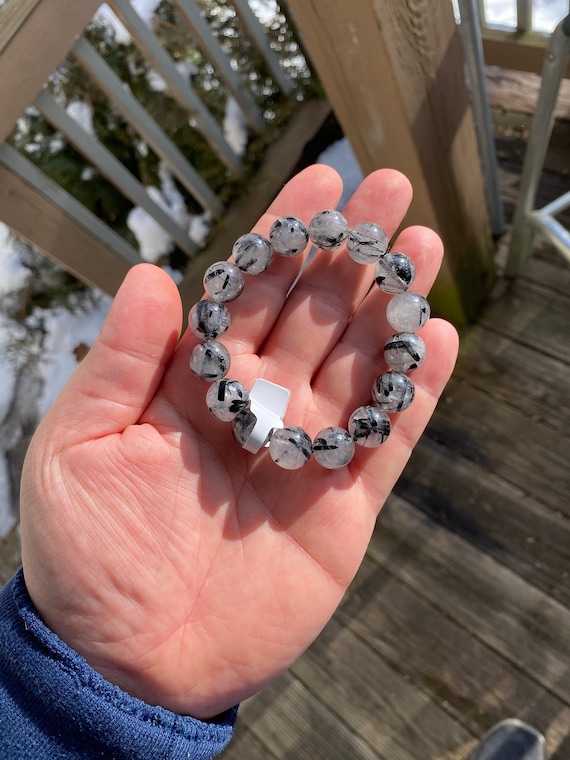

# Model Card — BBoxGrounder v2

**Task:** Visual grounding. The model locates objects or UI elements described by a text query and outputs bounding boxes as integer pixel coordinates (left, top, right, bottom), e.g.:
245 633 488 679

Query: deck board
224 205 570 757
368 497 570 705
338 556 570 744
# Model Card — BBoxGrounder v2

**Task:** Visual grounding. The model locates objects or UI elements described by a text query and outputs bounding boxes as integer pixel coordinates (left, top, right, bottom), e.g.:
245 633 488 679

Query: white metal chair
507 15 570 276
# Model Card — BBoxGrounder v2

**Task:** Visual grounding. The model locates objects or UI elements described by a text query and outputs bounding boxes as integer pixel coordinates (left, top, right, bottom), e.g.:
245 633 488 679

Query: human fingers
176 164 344 363
259 169 413 386
158 165 343 422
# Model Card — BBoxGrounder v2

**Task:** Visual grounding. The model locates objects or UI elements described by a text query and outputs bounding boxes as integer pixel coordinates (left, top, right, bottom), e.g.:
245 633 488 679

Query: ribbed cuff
0 569 237 759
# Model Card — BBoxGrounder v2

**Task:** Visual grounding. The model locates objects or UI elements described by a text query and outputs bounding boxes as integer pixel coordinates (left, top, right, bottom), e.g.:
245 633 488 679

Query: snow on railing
0 0 309 279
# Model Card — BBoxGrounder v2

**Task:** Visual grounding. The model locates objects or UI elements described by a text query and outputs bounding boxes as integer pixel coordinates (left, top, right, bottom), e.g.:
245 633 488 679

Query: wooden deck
221 164 570 758
1 80 569 759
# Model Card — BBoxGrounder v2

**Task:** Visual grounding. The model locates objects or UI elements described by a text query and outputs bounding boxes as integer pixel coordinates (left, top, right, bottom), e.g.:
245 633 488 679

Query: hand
20 166 458 719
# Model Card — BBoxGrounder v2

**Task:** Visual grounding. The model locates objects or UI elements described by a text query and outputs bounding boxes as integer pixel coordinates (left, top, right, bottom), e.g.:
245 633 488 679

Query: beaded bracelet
188 210 430 470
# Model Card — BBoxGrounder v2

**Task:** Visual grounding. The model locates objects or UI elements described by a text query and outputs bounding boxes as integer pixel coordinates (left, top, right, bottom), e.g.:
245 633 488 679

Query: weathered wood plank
0 0 42 54
288 0 495 324
483 30 570 79
486 67 570 120
109 0 241 173
35 89 199 258
453 324 570 431
221 724 279 759
397 438 570 605
171 0 266 133
0 0 102 144
71 35 224 219
520 257 570 297
336 553 570 756
478 279 570 364
237 672 380 759
0 144 140 296
292 617 476 760
428 379 570 514
368 497 570 705
232 0 292 96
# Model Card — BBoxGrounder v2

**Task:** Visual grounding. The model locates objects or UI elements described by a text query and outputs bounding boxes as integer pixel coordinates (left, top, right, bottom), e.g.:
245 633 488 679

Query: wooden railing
0 0 567 325
0 0 324 308
478 0 570 76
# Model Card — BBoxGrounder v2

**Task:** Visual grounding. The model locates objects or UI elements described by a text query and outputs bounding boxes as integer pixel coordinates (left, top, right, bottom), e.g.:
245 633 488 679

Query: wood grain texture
428 379 570 514
369 496 570 705
0 0 102 144
398 438 570 605
478 279 570 364
0 152 138 295
337 554 570 751
291 617 476 760
288 0 495 323
0 0 42 54
237 672 380 760
453 325 570 432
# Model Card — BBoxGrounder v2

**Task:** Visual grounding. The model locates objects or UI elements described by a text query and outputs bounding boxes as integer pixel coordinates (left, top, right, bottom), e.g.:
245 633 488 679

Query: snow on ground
223 97 249 156
35 296 113 418
127 162 211 262
0 226 31 534
94 2 162 45
0 225 30 426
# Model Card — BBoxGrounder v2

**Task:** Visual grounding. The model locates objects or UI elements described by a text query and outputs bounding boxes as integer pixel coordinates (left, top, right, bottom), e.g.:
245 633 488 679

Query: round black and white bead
269 426 313 470
206 379 250 422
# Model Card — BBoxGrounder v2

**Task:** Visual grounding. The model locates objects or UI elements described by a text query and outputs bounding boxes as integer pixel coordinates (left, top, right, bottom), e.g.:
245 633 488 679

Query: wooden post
0 0 102 145
288 0 496 324
0 144 140 295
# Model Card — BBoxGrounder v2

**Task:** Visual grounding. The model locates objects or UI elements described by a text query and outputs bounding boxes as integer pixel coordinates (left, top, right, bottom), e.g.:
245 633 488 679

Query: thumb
43 264 182 445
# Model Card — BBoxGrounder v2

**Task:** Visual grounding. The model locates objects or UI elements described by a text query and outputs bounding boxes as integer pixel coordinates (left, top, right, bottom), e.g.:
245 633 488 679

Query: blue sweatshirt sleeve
0 569 237 759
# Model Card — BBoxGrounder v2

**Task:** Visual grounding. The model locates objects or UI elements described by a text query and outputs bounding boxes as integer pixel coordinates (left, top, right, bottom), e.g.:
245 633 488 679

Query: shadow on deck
222 170 570 759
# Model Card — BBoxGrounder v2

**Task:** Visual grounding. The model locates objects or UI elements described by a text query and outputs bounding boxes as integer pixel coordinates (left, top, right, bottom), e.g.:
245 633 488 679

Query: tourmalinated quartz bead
232 233 273 275
189 300 230 340
313 426 355 469
206 379 250 422
232 407 258 448
269 426 312 470
190 340 230 381
348 405 391 448
308 210 349 251
386 291 430 332
269 216 309 257
375 253 416 294
347 222 388 264
203 261 245 302
384 332 426 373
372 371 415 412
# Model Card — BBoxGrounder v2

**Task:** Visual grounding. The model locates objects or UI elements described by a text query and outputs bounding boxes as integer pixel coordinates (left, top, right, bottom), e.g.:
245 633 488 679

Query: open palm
20 166 458 719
